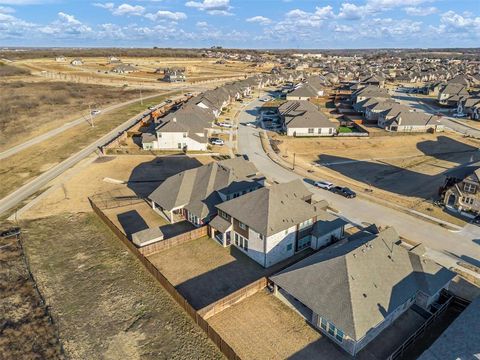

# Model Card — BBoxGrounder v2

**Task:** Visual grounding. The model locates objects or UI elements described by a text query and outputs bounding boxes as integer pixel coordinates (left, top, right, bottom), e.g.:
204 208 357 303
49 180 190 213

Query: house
145 103 214 151
457 96 480 120
55 56 66 62
148 157 264 226
278 100 336 137
364 99 400 122
360 74 386 88
438 83 469 106
418 296 480 360
379 111 444 133
441 163 480 216
112 64 137 74
70 58 83 66
211 180 347 267
271 227 455 356
163 68 186 82
286 76 326 100
352 85 390 104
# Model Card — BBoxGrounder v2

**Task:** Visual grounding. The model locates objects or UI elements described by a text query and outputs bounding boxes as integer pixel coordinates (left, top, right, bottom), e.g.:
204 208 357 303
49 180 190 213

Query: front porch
209 215 233 247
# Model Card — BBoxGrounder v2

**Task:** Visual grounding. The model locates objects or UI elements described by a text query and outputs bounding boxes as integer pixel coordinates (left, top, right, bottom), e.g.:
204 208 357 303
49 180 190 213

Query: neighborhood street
237 98 480 266
392 90 480 138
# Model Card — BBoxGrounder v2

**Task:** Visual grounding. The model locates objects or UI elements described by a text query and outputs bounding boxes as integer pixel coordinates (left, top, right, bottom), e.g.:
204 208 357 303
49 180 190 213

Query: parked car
165 99 173 104
452 112 467 118
330 186 356 198
91 109 101 116
210 138 224 146
185 92 193 97
0 227 21 238
314 180 334 190
216 122 233 128
148 106 156 111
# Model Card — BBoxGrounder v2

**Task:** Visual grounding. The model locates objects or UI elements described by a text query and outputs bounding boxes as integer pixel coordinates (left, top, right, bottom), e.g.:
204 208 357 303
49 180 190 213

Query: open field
15 57 262 88
208 290 347 360
0 228 64 360
0 61 30 77
19 212 222 360
271 132 480 225
20 154 212 219
0 79 155 152
0 92 182 201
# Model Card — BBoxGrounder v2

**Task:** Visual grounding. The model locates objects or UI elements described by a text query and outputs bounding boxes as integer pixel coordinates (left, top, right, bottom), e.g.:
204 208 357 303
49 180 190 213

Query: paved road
0 83 210 161
0 90 198 217
237 98 480 266
392 90 480 138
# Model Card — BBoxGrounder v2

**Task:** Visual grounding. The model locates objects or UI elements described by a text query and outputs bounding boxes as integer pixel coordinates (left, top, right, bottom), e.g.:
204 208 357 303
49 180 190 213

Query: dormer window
183 133 187 138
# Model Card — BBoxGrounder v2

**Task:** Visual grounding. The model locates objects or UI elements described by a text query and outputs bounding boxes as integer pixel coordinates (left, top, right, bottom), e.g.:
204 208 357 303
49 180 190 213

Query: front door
226 231 231 245
447 194 456 207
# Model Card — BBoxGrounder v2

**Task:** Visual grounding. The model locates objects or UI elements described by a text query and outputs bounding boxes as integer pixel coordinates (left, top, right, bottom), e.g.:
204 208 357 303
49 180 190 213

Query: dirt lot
0 79 155 152
272 132 480 225
147 236 268 309
208 290 347 360
19 212 222 360
21 154 211 219
0 91 182 200
0 229 64 360
17 57 258 88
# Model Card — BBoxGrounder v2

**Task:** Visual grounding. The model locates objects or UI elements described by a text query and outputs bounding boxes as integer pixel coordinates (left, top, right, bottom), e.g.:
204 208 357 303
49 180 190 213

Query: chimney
397 116 402 125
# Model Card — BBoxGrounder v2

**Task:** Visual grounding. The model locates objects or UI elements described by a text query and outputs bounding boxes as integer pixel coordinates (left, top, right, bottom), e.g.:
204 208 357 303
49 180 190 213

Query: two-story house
442 165 480 216
209 180 347 267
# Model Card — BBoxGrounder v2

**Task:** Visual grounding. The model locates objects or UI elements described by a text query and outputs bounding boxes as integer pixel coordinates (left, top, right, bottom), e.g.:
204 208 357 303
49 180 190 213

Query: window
308 128 314 134
244 239 248 251
328 324 336 336
183 133 187 138
158 133 162 138
286 243 293 251
464 183 477 193
177 143 182 149
235 233 239 246
238 221 247 230
299 218 313 230
320 318 327 331
285 229 288 235
259 234 264 241
335 329 344 342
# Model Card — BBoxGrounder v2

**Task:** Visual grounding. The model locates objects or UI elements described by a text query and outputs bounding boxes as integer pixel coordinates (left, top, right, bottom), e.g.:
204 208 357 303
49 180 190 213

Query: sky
0 0 479 49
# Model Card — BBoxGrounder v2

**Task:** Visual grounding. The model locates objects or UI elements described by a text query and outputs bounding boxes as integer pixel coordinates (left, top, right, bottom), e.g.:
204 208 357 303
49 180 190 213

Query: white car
246 122 256 127
91 109 101 116
452 113 467 118
210 138 224 146
314 180 334 190
216 122 233 128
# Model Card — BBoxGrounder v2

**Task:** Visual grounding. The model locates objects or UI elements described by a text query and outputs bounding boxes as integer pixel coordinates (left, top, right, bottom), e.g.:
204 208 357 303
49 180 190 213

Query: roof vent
363 293 367 298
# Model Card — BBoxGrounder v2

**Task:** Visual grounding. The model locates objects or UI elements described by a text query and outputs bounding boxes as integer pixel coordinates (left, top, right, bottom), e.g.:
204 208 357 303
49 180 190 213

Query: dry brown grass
0 62 30 77
0 92 180 200
20 212 222 360
0 227 64 360
0 80 154 152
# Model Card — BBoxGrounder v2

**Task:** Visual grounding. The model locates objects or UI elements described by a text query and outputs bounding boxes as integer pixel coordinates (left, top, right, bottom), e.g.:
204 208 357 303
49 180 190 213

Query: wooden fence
198 277 268 319
89 198 241 360
139 226 208 257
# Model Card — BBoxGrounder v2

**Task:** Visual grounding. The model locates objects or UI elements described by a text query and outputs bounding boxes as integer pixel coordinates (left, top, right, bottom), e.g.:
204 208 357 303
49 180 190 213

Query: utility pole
89 104 94 127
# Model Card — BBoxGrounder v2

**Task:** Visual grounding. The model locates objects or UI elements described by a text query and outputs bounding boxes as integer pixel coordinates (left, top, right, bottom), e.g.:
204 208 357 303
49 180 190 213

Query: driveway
237 98 480 266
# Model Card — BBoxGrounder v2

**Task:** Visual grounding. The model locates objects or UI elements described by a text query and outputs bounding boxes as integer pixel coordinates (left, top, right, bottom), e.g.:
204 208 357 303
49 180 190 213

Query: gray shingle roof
271 227 455 341
148 157 261 220
216 180 330 236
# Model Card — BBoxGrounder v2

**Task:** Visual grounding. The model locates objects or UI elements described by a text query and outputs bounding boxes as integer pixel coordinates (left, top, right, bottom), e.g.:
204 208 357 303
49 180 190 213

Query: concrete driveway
237 98 480 267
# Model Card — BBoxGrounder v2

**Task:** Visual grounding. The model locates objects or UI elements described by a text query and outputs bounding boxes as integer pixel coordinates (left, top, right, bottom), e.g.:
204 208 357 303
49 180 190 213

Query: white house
211 180 347 267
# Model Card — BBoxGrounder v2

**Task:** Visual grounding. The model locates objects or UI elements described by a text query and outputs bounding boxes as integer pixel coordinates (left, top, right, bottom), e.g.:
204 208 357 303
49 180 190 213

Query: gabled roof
148 158 261 220
279 100 335 129
271 227 455 341
217 180 327 236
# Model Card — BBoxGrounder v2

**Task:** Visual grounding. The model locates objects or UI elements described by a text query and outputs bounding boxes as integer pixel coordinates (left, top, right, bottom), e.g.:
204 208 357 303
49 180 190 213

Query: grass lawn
338 126 353 133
